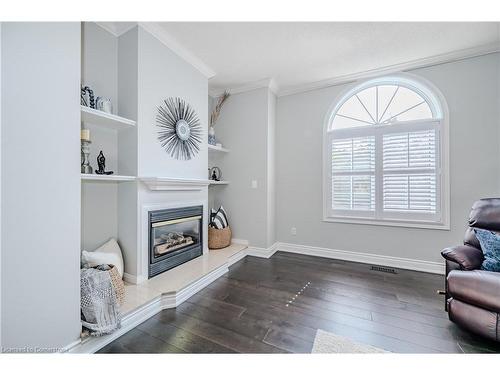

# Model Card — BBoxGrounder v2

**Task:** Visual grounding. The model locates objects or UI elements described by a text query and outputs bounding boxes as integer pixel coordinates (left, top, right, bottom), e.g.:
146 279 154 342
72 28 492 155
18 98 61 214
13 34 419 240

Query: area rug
311 329 389 353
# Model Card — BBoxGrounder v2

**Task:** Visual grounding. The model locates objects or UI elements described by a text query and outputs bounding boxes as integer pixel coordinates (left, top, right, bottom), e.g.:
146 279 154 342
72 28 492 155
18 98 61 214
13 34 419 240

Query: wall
117 26 209 279
214 87 275 248
267 92 277 246
276 53 500 263
81 22 120 251
117 27 139 279
1 23 81 350
137 27 208 179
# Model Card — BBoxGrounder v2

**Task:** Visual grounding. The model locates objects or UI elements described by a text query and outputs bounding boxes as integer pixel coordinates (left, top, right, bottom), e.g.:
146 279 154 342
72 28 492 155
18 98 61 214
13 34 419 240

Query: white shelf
81 174 136 182
208 144 230 153
81 105 136 130
209 180 230 185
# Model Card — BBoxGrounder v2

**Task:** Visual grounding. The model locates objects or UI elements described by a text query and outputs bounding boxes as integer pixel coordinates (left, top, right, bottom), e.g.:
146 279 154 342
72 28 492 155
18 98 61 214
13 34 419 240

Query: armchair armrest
441 245 483 271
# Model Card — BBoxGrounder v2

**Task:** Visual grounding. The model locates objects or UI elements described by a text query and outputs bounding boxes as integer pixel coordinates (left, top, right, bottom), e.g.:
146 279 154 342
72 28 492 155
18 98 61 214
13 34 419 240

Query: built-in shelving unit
208 144 230 153
81 105 136 130
81 174 136 182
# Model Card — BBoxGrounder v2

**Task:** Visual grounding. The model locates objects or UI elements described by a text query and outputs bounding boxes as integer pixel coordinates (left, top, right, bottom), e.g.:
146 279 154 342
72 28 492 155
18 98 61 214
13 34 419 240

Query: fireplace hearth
148 205 203 278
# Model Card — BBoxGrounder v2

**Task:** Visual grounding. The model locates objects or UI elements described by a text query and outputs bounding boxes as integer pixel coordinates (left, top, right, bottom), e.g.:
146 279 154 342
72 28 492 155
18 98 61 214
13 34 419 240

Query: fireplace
148 205 203 278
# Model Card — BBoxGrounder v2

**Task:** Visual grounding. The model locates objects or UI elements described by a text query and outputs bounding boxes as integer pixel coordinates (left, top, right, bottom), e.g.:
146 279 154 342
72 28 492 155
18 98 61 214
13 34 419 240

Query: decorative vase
208 126 217 145
81 140 93 174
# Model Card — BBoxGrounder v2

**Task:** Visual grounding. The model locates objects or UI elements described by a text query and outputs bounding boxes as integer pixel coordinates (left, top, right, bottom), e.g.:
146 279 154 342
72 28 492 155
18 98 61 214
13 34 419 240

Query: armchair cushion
448 270 500 312
474 228 500 272
441 245 483 270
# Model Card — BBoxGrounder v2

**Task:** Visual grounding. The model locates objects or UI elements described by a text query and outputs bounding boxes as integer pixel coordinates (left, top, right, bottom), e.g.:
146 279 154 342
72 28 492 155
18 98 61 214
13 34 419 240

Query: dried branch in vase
210 90 230 127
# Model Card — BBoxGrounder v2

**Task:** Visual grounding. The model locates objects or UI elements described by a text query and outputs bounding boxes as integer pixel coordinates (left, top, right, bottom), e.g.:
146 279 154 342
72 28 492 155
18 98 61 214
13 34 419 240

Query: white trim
209 78 279 97
94 22 137 37
138 22 216 79
123 272 147 285
65 239 444 353
279 42 500 97
231 238 249 246
277 242 445 275
139 177 210 191
68 264 230 353
246 242 279 258
322 73 450 230
322 216 450 230
93 22 216 79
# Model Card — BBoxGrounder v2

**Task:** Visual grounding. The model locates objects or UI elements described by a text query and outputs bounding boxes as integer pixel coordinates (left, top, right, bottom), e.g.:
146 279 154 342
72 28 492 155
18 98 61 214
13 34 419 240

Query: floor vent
370 265 397 274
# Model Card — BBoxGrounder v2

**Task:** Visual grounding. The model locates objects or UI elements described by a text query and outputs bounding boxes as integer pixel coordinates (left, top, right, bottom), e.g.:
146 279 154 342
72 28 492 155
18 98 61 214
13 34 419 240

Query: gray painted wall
137 27 208 179
117 27 139 278
276 53 500 263
117 26 209 277
81 22 120 251
214 88 275 248
1 22 81 350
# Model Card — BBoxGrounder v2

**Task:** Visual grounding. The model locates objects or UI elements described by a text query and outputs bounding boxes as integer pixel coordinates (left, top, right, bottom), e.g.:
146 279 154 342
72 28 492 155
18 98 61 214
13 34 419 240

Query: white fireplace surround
127 199 209 285
140 177 210 191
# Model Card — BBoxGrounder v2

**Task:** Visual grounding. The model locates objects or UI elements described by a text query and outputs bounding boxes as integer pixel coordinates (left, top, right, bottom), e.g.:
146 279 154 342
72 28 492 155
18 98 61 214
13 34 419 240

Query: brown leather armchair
441 198 500 342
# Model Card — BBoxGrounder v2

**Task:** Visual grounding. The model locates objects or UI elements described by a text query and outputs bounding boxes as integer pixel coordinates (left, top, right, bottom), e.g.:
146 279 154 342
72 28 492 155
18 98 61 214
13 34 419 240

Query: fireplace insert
148 205 203 278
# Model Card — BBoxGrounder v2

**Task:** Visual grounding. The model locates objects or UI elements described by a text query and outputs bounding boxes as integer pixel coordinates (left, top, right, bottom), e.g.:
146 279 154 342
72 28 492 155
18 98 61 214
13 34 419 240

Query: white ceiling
157 22 500 94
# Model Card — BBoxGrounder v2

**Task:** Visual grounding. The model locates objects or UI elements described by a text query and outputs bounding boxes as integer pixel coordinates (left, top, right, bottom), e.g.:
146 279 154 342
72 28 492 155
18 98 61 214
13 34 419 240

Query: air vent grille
370 265 397 274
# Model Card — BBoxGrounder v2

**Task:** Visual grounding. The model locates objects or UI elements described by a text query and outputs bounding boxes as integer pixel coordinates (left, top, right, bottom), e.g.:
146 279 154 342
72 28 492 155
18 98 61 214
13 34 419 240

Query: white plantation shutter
331 137 375 212
382 129 437 215
325 77 446 226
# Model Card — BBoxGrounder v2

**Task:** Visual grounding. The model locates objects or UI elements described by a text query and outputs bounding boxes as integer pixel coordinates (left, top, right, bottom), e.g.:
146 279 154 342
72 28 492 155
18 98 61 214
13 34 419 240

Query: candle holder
81 139 93 174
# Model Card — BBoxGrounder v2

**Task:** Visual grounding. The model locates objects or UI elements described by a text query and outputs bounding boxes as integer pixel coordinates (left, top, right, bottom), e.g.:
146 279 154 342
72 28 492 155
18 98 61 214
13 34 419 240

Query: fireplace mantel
140 177 211 191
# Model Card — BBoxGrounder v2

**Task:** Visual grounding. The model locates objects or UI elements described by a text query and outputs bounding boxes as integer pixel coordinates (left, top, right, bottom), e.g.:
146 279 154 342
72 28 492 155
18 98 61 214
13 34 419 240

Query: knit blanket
80 266 121 336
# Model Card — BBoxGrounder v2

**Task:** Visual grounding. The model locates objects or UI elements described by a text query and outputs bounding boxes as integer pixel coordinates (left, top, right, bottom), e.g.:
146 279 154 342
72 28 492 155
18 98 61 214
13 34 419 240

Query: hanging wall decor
156 97 202 160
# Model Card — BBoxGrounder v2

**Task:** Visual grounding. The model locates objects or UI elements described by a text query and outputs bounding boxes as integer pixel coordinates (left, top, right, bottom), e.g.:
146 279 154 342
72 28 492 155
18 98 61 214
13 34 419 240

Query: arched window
323 74 449 228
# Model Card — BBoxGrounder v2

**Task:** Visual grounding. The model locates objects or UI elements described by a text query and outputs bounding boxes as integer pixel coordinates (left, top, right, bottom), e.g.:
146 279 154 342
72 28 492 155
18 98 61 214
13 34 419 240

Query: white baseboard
231 238 249 246
247 242 278 258
123 272 147 285
68 240 443 353
276 242 445 275
69 265 230 353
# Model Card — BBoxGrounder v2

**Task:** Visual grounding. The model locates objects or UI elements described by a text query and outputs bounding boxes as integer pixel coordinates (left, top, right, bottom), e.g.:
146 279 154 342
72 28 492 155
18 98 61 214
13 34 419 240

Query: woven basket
108 265 125 306
208 226 232 249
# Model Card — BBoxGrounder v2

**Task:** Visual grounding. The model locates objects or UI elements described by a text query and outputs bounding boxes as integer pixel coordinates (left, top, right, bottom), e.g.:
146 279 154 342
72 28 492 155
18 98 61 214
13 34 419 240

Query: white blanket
80 266 121 336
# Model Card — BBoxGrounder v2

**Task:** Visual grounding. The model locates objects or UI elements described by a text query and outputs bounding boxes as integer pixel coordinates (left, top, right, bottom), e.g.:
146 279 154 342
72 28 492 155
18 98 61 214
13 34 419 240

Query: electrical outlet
291 227 297 235
251 180 258 189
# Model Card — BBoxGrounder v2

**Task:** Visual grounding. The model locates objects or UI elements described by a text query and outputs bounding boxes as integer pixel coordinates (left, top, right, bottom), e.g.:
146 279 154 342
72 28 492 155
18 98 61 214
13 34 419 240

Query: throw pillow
210 206 229 229
474 228 500 272
82 238 124 278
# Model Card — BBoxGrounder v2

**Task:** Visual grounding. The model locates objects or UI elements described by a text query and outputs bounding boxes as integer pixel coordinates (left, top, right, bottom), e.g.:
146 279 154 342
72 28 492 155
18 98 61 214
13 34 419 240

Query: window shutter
382 130 437 213
331 137 375 211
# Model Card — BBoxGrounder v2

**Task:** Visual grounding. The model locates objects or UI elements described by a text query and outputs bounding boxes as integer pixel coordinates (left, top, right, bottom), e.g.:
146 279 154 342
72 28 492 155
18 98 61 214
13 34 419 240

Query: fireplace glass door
151 215 201 260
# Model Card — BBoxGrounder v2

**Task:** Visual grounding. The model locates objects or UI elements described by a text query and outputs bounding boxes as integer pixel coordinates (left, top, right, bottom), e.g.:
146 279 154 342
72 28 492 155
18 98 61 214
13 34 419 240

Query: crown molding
95 22 137 37
209 78 279 98
278 41 500 97
93 22 216 79
138 22 216 79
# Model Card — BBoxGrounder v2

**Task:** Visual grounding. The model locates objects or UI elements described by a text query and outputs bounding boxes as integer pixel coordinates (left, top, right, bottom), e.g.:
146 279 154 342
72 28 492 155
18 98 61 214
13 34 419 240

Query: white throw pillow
82 238 124 278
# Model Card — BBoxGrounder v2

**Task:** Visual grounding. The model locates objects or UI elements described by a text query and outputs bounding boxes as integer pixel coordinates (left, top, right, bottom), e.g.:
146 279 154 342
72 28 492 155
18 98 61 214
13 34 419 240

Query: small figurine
210 166 221 181
95 151 114 175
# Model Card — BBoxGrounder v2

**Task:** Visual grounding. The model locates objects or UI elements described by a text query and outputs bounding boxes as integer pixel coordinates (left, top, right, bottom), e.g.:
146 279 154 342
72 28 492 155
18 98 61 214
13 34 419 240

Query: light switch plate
251 180 258 189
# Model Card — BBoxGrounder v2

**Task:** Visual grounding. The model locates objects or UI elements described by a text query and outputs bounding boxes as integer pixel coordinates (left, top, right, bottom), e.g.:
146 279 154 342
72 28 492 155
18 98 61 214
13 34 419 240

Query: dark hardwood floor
99 252 500 353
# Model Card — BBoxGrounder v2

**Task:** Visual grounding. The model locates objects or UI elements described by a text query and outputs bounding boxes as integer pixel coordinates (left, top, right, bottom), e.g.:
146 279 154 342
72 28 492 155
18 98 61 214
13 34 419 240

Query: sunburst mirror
156 97 202 160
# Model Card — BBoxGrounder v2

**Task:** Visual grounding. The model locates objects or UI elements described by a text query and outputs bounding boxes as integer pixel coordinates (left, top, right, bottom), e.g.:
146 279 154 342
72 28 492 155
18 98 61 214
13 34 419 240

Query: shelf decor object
156 97 202 160
95 151 113 175
81 131 93 174
209 90 230 146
